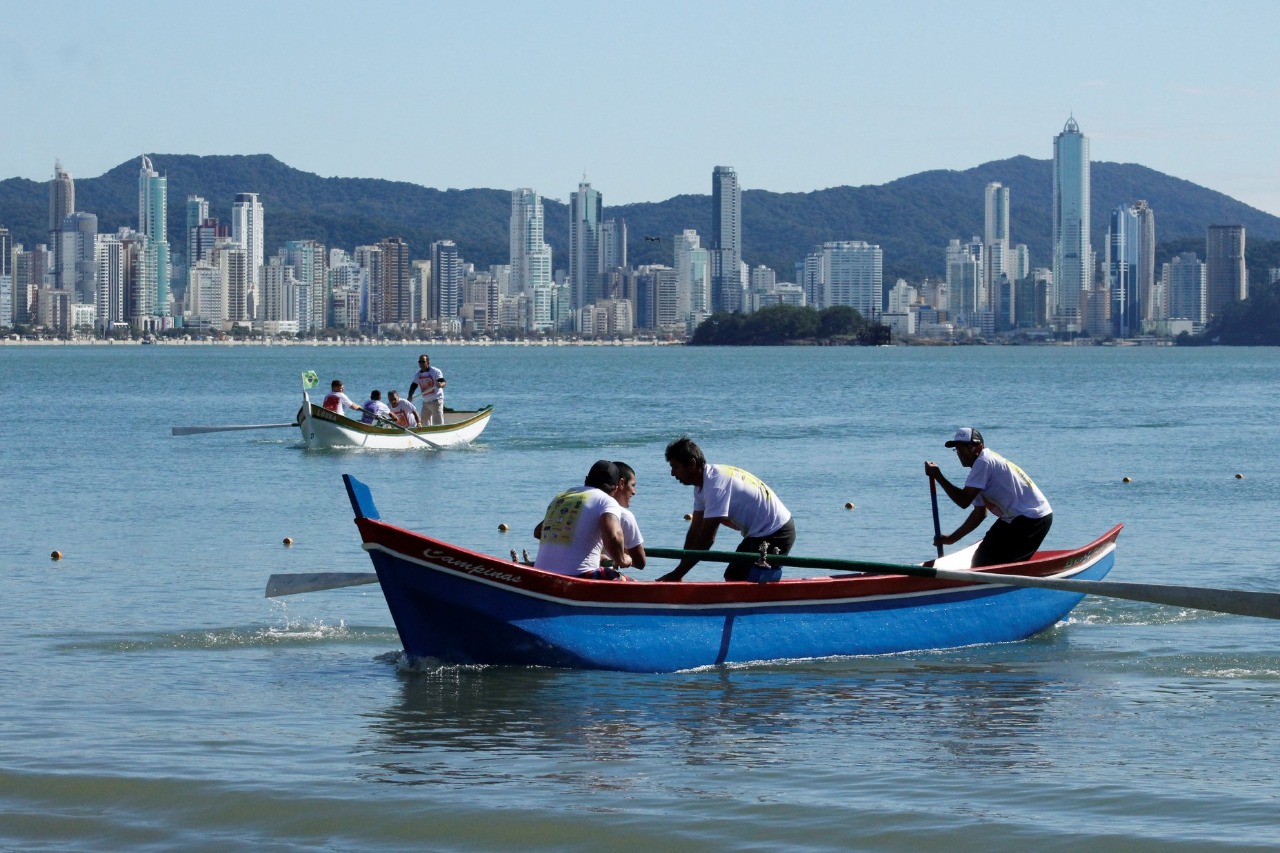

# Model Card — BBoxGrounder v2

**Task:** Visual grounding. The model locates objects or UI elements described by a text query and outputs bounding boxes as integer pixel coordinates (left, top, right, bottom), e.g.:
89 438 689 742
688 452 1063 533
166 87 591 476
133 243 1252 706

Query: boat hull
300 403 491 450
346 476 1121 672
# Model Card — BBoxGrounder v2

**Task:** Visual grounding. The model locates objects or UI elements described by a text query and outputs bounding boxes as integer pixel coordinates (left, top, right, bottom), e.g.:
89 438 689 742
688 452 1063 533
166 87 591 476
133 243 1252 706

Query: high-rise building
284 240 327 333
710 166 743 313
49 161 75 287
186 196 209 280
94 233 125 334
601 218 627 273
430 240 460 325
232 192 264 317
808 241 883 318
1205 225 1246 320
1106 205 1141 338
1052 117 1090 332
510 189 553 306
1132 201 1156 330
138 157 171 318
984 183 1011 326
378 237 412 325
674 230 709 321
1164 251 1206 326
59 212 98 304
946 238 984 323
0 226 10 326
569 181 602 313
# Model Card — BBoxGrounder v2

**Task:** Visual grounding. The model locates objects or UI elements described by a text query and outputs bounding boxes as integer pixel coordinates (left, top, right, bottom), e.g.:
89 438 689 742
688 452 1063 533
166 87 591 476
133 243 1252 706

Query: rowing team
534 430 1053 583
320 354 448 428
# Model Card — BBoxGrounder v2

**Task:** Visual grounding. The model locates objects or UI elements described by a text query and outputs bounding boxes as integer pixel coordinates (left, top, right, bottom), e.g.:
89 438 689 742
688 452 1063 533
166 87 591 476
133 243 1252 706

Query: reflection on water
356 650 1066 793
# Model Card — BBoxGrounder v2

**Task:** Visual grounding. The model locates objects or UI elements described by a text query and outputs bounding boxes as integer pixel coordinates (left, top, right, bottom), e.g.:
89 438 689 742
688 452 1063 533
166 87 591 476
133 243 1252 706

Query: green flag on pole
302 370 319 389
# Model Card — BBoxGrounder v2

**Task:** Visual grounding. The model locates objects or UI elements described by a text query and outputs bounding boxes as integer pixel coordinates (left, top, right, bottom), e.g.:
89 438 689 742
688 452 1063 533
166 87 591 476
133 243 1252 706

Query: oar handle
930 477 944 557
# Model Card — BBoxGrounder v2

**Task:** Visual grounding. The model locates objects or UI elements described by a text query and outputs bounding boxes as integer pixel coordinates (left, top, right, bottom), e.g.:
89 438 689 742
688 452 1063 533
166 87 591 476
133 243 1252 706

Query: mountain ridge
3 153 1279 283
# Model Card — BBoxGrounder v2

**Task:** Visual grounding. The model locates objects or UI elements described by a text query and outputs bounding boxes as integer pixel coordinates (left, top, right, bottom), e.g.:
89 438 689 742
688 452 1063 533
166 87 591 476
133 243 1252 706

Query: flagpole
300 370 320 448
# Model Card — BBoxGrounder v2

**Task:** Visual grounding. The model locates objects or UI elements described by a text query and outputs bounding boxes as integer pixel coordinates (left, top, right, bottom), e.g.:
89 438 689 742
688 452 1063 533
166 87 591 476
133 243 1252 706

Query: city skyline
2 1 1279 216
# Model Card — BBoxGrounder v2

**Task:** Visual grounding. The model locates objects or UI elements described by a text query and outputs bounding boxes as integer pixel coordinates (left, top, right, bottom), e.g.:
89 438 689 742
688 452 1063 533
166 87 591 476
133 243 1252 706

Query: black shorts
972 513 1053 568
725 519 797 581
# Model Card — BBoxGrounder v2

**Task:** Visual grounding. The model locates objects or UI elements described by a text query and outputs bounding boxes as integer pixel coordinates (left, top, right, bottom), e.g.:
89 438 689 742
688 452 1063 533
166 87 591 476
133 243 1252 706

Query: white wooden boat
299 394 492 450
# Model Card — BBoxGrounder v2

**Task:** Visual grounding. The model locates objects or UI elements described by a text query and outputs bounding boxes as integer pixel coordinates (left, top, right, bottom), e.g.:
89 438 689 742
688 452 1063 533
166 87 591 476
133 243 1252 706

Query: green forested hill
4 153 1280 283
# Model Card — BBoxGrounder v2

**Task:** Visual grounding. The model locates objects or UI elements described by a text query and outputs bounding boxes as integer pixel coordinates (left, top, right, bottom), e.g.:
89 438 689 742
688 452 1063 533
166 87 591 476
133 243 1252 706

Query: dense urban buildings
0 121 1262 340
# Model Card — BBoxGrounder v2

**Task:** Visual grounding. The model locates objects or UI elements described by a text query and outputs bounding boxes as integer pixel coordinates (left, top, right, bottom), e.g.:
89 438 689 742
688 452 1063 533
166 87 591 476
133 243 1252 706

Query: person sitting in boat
925 427 1054 567
360 390 392 426
408 353 446 426
658 437 795 582
322 379 361 417
386 389 420 428
532 460 633 580
611 461 646 571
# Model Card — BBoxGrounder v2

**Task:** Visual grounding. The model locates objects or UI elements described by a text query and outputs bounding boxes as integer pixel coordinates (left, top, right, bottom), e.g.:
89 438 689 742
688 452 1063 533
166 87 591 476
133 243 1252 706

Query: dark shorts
972 513 1053 568
724 519 797 581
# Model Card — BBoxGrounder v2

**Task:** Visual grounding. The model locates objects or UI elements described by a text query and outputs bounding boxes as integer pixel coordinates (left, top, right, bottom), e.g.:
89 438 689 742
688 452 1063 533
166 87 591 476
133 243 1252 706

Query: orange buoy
683 513 693 521
51 550 63 561
844 502 855 510
498 523 509 533
1235 473 1244 480
1122 477 1132 483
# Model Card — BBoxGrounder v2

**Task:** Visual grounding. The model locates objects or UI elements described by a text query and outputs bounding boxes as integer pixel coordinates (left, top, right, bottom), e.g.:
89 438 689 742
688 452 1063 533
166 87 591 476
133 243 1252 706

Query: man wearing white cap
924 428 1053 567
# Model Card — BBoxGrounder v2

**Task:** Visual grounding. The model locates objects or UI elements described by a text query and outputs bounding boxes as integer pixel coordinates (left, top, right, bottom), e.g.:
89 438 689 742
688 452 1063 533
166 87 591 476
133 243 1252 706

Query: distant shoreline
0 338 684 347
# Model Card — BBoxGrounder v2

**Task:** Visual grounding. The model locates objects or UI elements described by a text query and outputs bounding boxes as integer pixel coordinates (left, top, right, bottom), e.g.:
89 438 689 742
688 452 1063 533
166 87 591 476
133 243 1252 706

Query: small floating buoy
844 502 855 510
282 537 294 547
1235 473 1244 480
51 550 62 561
498 523 509 533
683 513 693 521
1122 477 1132 483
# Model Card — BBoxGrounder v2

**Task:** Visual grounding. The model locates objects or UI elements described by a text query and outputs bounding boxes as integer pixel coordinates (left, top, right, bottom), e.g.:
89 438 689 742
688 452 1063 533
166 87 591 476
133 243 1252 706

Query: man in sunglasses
407 353 447 425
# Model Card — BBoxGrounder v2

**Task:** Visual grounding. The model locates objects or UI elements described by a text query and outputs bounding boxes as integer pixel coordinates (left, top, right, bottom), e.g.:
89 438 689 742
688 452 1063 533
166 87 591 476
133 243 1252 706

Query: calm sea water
2 342 1279 851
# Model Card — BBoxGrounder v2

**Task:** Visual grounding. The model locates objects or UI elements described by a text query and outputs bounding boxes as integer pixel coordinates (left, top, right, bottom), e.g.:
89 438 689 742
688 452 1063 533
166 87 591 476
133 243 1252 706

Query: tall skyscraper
946 238 984 323
1107 205 1140 337
984 182 1012 327
569 181 602 313
710 166 742 313
232 192 264 318
0 226 11 326
1052 117 1090 333
138 157 171 318
284 240 327 332
1165 251 1206 326
430 240 460 324
186 195 209 281
49 161 75 288
59 212 98 303
1132 201 1156 330
1205 225 1246 320
675 229 709 320
601 218 627 273
510 189 552 299
378 237 411 324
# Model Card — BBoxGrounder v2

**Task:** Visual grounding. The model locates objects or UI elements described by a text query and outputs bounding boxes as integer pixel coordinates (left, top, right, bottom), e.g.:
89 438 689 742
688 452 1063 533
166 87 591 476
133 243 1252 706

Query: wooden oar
266 572 378 597
643 546 1280 621
173 423 297 436
364 411 445 449
930 478 944 557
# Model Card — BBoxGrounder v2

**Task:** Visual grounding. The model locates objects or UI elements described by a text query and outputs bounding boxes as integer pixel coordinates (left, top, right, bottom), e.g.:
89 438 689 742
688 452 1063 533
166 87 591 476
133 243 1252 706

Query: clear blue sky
3 0 1278 214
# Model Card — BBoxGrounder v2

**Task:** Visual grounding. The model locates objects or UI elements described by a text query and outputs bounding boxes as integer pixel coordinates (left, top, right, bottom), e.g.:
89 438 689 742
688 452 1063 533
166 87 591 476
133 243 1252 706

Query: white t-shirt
964 449 1052 521
388 399 419 426
619 507 643 550
534 486 622 575
411 367 445 402
693 463 791 539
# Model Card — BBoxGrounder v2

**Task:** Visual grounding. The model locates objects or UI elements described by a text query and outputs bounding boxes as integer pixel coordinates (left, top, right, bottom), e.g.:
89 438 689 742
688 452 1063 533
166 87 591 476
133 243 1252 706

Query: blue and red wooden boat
343 474 1122 673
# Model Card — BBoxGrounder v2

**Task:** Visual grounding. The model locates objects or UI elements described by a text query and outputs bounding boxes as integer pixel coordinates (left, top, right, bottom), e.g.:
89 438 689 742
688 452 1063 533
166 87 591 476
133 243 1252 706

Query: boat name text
423 548 522 584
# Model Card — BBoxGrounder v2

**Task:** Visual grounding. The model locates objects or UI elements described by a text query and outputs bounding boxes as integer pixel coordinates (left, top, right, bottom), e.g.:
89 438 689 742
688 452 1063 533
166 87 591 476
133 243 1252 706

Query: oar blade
265 572 379 597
